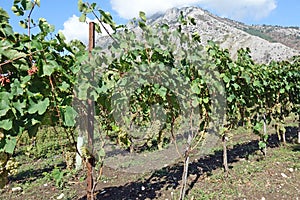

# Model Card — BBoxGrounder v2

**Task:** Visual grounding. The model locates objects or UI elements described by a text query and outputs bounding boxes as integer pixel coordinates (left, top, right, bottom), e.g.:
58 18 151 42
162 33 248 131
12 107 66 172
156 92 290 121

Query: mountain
146 7 300 63
223 20 300 51
98 7 299 64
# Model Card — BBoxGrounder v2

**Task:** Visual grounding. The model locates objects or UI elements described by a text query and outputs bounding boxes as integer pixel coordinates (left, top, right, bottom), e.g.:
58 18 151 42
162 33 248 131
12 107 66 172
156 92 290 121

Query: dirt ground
1 127 300 200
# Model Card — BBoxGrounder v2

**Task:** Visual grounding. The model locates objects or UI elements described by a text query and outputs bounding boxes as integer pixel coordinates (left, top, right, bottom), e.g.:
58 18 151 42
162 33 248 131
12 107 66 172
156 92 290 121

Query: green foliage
243 27 276 42
43 167 66 189
0 0 299 191
139 11 147 22
78 0 117 33
0 1 82 161
88 12 219 150
19 127 71 159
208 41 300 149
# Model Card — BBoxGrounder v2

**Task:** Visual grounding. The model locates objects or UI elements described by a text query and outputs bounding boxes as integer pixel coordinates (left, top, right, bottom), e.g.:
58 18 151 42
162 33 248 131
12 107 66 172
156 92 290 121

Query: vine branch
86 3 118 43
0 49 45 67
27 1 36 40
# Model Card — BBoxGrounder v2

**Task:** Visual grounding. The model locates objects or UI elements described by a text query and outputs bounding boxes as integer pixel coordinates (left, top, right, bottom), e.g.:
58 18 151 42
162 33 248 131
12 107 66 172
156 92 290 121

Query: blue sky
0 0 299 43
252 0 300 27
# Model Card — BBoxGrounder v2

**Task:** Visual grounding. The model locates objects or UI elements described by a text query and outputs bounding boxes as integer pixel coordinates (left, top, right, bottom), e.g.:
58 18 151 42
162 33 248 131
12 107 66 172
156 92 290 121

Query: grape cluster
64 151 76 170
0 132 4 140
0 152 19 189
5 159 19 175
0 75 10 86
27 65 38 76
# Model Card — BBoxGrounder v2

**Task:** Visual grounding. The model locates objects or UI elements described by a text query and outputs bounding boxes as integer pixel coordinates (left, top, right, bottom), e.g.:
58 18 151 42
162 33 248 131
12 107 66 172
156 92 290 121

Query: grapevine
0 2 299 200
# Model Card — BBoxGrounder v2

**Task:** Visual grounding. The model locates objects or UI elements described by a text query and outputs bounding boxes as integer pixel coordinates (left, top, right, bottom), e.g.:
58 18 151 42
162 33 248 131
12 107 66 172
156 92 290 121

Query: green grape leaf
253 80 261 87
222 75 230 83
11 4 24 16
11 5 18 12
258 141 267 149
35 0 40 7
58 81 70 92
0 119 12 130
10 80 24 96
28 124 39 138
21 0 33 10
157 87 167 100
18 20 26 29
139 11 146 22
191 82 200 94
31 39 43 50
12 100 26 116
42 60 59 76
4 136 16 154
78 0 84 12
63 106 77 127
0 100 10 117
253 122 263 132
76 81 91 100
233 83 240 90
99 10 115 30
94 23 101 33
28 98 50 115
263 134 269 142
79 13 86 22
203 97 209 104
227 94 235 103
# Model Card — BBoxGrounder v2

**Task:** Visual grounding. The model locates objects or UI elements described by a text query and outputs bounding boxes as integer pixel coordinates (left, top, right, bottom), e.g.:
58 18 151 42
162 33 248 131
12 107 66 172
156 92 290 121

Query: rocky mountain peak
147 6 299 63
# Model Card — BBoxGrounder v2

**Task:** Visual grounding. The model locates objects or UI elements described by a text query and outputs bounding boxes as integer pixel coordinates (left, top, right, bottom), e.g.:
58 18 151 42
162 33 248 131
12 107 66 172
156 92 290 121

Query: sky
0 0 299 44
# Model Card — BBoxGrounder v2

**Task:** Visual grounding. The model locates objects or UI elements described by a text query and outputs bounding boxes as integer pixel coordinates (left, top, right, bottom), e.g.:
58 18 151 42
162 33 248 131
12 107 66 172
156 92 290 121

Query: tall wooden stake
87 22 95 200
263 113 267 156
222 134 229 172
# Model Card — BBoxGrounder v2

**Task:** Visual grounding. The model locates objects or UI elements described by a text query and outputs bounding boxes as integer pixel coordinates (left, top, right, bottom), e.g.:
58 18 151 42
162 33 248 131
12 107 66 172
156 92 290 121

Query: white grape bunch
0 152 19 189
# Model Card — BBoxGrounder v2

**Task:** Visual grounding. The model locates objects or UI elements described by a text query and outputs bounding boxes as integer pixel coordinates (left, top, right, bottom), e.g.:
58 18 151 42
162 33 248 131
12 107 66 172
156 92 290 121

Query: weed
189 189 222 200
43 167 66 189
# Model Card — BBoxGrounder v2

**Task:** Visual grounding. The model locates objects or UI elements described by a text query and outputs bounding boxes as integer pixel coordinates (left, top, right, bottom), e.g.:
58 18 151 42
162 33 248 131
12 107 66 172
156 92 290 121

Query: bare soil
1 127 300 200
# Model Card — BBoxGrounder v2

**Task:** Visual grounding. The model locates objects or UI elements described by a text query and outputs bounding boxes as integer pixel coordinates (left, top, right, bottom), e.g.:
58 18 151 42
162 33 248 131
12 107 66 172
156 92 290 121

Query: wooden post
222 134 229 172
86 22 95 200
263 113 267 156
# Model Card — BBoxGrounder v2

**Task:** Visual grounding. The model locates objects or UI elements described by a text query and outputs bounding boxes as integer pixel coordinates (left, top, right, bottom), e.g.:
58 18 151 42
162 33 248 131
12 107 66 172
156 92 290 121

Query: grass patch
187 143 300 200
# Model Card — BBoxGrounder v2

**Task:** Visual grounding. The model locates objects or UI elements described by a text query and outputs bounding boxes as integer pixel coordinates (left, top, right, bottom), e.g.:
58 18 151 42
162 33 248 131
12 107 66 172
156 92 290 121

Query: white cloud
110 0 201 19
110 0 276 21
201 0 277 20
59 15 113 45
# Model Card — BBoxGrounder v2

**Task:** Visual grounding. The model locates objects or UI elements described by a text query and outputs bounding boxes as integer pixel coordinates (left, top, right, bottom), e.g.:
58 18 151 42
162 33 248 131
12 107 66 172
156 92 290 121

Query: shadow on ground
76 126 299 200
8 161 66 185
8 126 298 200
